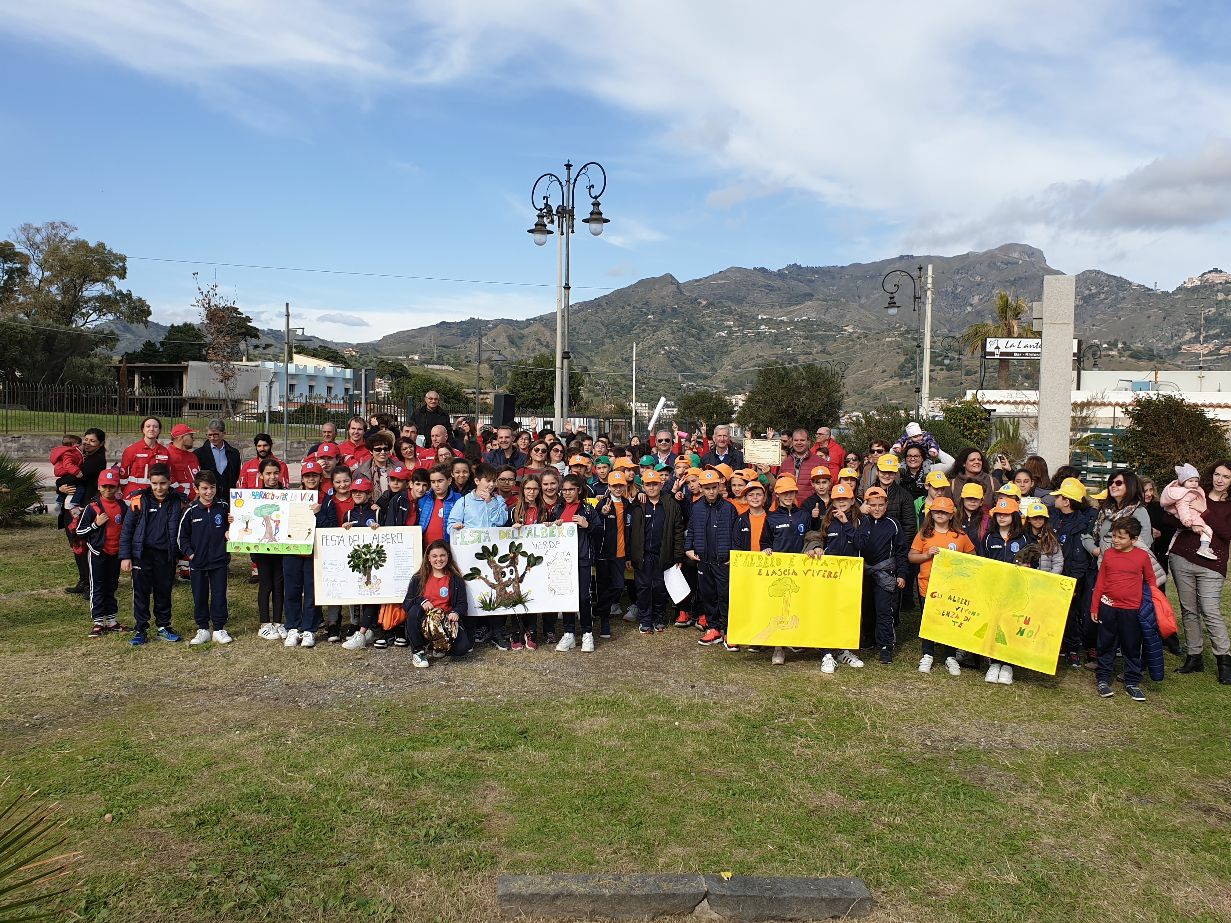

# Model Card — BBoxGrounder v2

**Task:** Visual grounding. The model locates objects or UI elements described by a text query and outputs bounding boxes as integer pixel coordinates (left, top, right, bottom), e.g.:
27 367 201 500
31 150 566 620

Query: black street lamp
881 265 926 415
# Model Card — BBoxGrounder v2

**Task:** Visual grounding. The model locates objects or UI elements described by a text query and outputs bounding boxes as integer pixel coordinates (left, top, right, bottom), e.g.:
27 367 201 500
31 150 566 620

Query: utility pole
631 341 637 436
474 332 482 420
282 302 290 452
920 264 934 418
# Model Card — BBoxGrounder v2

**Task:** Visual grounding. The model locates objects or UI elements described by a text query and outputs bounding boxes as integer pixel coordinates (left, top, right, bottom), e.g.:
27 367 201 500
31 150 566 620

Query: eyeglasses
870 449 885 455
372 446 389 453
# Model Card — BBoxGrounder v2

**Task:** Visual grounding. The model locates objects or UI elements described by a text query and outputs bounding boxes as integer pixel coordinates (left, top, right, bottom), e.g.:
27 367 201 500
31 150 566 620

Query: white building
254 353 354 403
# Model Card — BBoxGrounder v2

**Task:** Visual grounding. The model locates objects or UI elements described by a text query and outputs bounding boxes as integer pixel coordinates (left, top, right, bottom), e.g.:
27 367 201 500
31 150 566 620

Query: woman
453 417 482 462
519 441 551 479
1141 477 1179 574
548 441 568 474
395 436 419 471
845 451 864 488
1169 460 1231 683
1084 469 1153 559
860 442 889 493
899 444 929 502
435 445 456 466
63 427 108 595
948 448 995 506
515 430 533 458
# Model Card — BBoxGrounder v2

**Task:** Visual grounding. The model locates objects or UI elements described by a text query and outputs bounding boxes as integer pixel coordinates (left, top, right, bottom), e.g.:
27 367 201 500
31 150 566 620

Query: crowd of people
48 393 1231 697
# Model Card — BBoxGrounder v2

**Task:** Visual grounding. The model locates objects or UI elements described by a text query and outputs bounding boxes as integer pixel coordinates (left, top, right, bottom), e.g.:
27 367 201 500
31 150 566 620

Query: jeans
282 555 317 632
1097 602 1143 685
1169 553 1230 656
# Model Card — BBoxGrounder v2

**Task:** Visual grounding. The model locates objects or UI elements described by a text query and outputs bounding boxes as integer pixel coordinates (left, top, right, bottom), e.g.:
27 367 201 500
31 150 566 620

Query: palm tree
960 291 1035 389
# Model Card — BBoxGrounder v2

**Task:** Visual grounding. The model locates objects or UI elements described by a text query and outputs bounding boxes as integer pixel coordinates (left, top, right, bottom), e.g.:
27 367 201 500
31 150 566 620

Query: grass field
2 517 1230 923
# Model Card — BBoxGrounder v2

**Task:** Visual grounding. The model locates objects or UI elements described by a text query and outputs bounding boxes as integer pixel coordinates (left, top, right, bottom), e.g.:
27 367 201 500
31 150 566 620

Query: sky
1 0 1229 346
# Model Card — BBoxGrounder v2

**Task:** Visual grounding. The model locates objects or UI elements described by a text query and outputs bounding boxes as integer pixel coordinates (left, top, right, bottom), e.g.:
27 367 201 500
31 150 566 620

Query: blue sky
1 0 1228 345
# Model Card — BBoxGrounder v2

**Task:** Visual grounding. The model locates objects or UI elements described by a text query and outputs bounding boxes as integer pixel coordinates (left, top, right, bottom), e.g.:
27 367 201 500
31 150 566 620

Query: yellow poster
726 550 863 648
919 550 1076 675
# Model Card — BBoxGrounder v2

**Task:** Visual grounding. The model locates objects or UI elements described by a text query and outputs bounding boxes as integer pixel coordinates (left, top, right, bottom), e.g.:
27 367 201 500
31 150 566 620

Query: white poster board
228 489 319 554
451 525 579 615
743 438 784 467
313 526 422 605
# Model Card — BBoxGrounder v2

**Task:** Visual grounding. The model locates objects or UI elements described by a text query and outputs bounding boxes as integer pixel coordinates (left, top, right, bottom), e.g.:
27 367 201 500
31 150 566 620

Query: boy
119 463 186 645
628 469 685 634
685 469 739 650
379 464 418 528
1091 516 1157 701
595 469 635 638
177 471 233 645
448 463 511 648
853 486 908 663
74 467 128 637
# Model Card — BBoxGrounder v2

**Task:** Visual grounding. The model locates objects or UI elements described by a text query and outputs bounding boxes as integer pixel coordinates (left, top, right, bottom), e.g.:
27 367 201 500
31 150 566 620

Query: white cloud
317 312 369 325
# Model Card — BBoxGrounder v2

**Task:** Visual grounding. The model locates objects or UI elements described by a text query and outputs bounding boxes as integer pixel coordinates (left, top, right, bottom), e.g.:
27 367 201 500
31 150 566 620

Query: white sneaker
276 624 288 639
189 628 212 646
1197 545 1218 560
820 653 836 674
213 629 233 645
411 651 429 668
985 663 1002 683
342 631 368 651
918 654 934 673
258 623 279 640
283 629 301 648
944 656 961 676
300 629 316 648
555 632 576 652
580 632 596 652
771 647 786 666
997 664 1014 685
837 650 864 668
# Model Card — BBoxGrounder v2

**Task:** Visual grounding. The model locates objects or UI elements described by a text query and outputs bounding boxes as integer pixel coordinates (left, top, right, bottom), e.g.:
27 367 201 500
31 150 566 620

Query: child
341 476 383 650
890 421 944 462
908 496 974 675
1050 477 1096 667
511 474 546 649
853 485 908 664
404 540 474 668
1022 499 1064 574
734 480 770 553
686 469 740 651
764 475 809 554
555 474 603 653
119 462 186 646
801 468 832 527
418 464 460 550
980 495 1028 684
1162 463 1217 559
448 463 511 648
958 482 990 548
320 467 355 642
838 466 861 500
177 471 232 645
628 469 686 634
51 435 84 516
1091 516 1157 702
803 482 864 672
254 458 288 641
594 469 634 640
74 467 128 637
282 461 324 649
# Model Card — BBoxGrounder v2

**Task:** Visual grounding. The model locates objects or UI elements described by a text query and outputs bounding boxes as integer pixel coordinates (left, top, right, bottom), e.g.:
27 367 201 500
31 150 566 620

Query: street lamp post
935 334 966 396
881 265 933 418
528 160 610 433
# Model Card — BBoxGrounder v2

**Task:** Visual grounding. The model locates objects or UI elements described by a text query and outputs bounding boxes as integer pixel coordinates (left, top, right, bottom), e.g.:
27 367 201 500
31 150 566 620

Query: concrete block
702 875 873 921
497 873 708 920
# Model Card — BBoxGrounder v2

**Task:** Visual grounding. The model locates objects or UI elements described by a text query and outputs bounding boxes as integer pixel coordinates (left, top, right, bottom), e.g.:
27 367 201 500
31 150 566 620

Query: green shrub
940 398 992 448
0 453 45 528
1115 394 1231 485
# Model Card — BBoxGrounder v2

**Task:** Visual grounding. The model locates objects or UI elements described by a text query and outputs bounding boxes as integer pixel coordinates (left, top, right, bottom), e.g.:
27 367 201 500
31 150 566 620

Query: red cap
351 476 373 492
170 423 195 438
301 460 322 475
99 468 120 485
388 465 410 480
316 443 338 458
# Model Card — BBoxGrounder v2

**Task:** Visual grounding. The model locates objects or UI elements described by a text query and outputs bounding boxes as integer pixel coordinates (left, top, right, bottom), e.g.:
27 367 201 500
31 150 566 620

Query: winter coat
1161 480 1209 532
177 500 231 571
1052 507 1095 578
75 495 128 554
628 494 686 568
379 490 417 527
1136 579 1166 682
764 506 809 553
685 496 738 564
119 488 187 561
981 528 1028 564
853 515 908 576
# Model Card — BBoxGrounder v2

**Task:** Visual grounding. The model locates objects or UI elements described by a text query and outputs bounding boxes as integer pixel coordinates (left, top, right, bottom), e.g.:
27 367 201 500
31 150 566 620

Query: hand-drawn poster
451 525 579 615
313 526 422 605
919 550 1075 674
227 489 318 554
726 550 863 648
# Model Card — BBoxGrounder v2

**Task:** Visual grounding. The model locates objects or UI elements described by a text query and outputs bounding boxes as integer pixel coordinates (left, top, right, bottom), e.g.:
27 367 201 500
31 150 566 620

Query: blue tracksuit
177 499 231 629
765 506 809 553
119 488 186 633
685 497 738 633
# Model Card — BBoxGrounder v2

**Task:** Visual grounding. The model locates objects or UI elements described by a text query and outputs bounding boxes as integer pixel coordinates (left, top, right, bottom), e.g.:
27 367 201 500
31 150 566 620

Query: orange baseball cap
710 463 734 481
830 483 855 499
641 470 664 485
929 495 956 514
864 486 887 499
568 455 590 467
774 475 799 494
698 470 722 485
993 496 1020 514
612 457 636 470
607 470 629 485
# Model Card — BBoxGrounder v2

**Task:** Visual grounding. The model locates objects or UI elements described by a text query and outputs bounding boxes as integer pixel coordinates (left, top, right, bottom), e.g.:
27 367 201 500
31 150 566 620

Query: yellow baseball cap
925 469 951 489
838 467 860 480
998 482 1022 497
960 482 985 500
876 453 900 473
1049 477 1087 502
1022 499 1049 519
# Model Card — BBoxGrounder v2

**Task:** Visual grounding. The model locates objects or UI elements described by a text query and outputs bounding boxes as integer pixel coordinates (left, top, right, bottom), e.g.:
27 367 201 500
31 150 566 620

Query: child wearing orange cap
908 496 975 675
801 482 864 672
764 476 808 553
628 469 686 633
594 469 635 639
341 476 382 650
853 485 909 664
685 469 740 650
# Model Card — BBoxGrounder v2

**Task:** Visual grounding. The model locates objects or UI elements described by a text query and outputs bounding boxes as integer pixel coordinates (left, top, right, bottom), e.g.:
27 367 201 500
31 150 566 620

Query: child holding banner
765 476 809 553
253 459 287 641
1050 477 1097 666
510 474 546 649
802 482 864 672
341 476 383 650
282 462 324 649
979 496 1029 684
555 475 603 653
909 496 974 676
320 467 355 643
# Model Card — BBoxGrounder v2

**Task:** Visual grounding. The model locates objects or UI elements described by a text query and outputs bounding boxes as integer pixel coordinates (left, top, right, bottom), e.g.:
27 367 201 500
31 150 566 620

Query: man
651 429 677 468
813 425 847 481
778 428 826 503
306 421 338 459
238 433 290 489
400 422 418 443
699 425 744 470
338 416 371 467
482 426 528 469
193 418 241 499
166 423 201 501
411 390 451 439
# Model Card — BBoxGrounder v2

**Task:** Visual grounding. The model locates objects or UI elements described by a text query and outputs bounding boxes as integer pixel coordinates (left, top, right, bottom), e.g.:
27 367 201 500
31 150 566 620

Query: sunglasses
870 449 885 455
372 446 389 453
1110 479 1125 486
657 438 671 443
532 447 547 454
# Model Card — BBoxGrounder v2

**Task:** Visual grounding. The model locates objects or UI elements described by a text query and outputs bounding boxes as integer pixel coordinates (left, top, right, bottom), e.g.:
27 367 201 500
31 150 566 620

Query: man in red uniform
166 424 201 501
238 433 291 489
120 416 171 500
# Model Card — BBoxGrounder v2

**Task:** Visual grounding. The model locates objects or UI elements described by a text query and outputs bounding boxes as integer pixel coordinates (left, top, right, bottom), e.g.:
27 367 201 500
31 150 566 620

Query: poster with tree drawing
452 525 579 615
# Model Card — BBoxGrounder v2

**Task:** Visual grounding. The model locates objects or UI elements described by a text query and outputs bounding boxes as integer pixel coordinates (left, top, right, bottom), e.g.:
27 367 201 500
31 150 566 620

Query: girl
538 468 563 644
1162 463 1217 559
404 540 474 668
510 474 546 649
435 446 456 467
341 476 383 649
805 483 864 672
283 462 325 649
765 476 808 554
519 441 551 479
320 467 355 643
454 417 483 462
1022 499 1063 574
734 480 770 553
980 495 1028 684
451 458 473 496
1050 477 1096 666
837 467 861 500
254 458 287 641
555 475 603 653
908 496 975 675
958 483 989 548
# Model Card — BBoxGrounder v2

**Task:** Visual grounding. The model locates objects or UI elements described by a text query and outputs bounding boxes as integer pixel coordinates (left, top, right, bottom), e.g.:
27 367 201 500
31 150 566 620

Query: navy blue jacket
1052 506 1095 578
734 510 771 552
685 497 738 563
853 514 909 577
595 494 636 560
404 572 469 620
565 502 603 567
379 490 417 527
765 506 809 553
345 501 380 529
980 527 1028 564
821 518 860 557
177 500 231 571
700 446 745 469
119 488 187 561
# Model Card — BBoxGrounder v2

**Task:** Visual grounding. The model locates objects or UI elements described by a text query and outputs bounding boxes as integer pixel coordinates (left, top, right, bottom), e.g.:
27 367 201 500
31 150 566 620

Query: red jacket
166 444 201 500
50 444 84 479
238 454 290 489
119 440 170 499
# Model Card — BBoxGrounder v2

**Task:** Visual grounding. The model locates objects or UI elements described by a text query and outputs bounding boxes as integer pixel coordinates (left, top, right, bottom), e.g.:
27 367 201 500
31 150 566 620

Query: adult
238 433 290 489
700 424 744 470
194 418 241 498
860 441 891 493
119 416 170 499
515 430 534 459
1084 469 1152 558
778 428 826 503
338 416 371 466
812 425 847 481
63 427 107 594
353 431 395 497
395 436 420 471
519 441 552 479
948 448 994 507
899 443 929 503
482 426 528 469
1168 461 1231 683
651 429 677 468
453 416 483 461
411 391 451 440
166 424 201 500
1140 477 1179 574
306 421 338 459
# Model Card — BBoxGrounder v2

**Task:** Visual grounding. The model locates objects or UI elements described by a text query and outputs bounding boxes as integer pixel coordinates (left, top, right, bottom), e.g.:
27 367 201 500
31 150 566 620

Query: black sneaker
327 628 342 643
490 635 511 652
878 647 893 665
1097 682 1114 698
638 625 654 634
1067 651 1082 668
599 621 612 639
1125 684 1146 702
653 623 667 633
473 626 491 644
65 584 87 595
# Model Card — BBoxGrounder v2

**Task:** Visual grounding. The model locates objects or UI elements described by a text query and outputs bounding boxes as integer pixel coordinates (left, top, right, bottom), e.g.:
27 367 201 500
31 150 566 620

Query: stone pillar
1037 275 1075 470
